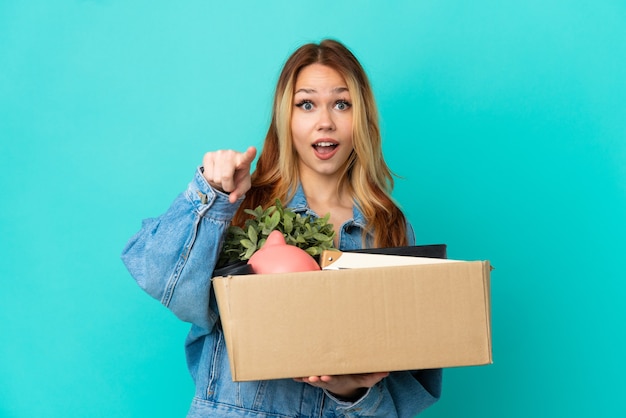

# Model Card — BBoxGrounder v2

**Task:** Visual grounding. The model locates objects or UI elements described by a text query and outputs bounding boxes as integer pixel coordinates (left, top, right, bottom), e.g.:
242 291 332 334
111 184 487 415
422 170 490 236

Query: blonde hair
233 39 408 248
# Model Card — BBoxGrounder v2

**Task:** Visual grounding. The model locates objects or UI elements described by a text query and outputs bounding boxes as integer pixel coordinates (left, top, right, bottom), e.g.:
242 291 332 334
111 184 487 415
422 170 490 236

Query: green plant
217 199 335 267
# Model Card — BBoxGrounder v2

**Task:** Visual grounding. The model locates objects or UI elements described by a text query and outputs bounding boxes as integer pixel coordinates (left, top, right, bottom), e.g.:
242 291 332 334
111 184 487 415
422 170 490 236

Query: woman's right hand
202 146 257 204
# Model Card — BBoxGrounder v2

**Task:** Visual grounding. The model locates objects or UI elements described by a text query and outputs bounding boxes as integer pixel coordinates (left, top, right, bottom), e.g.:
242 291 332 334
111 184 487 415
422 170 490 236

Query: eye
295 100 314 111
335 100 352 111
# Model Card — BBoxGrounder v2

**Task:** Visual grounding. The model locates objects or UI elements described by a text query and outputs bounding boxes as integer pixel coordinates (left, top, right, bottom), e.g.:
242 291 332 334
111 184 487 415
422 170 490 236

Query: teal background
1 1 624 417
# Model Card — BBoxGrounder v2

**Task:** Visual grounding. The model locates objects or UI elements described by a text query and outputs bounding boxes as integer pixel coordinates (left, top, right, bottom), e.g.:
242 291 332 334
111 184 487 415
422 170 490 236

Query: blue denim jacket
121 168 442 417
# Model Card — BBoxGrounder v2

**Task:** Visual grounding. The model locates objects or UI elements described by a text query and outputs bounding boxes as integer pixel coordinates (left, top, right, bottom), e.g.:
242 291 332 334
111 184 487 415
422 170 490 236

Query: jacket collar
286 183 367 229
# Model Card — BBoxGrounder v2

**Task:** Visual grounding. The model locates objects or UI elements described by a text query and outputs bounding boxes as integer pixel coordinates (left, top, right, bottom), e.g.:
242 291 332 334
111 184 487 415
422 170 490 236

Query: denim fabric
121 168 442 417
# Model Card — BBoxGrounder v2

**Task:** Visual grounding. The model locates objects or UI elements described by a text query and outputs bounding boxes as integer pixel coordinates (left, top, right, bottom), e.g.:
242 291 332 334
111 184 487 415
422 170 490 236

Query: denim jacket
121 168 442 417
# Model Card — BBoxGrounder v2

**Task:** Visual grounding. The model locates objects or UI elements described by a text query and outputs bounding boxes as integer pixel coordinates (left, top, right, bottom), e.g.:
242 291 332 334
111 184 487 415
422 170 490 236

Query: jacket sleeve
120 168 241 331
328 369 442 417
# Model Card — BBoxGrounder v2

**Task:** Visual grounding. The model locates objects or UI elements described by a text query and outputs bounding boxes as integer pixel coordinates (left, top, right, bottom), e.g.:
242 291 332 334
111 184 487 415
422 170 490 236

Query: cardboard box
212 259 492 382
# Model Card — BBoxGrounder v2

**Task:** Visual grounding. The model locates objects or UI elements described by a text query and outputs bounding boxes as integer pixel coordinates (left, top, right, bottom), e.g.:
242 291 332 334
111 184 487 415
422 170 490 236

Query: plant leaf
243 247 256 259
247 226 258 245
283 215 293 234
241 239 256 249
313 232 332 242
267 210 279 230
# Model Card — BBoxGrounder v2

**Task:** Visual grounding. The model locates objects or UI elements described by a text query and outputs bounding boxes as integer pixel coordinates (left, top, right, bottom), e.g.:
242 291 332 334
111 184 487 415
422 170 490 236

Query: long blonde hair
233 39 408 248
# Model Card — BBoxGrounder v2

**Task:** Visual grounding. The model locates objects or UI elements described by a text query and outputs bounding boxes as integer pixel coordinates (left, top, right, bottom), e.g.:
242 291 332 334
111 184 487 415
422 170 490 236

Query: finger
201 154 216 183
227 173 248 203
228 147 256 202
236 146 257 169
219 170 237 194
358 372 389 387
354 372 388 379
202 152 236 191
228 189 243 204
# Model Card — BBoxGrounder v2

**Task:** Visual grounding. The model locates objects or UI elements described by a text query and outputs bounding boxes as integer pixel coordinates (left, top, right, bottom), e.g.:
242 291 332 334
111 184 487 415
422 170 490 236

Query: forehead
294 63 348 91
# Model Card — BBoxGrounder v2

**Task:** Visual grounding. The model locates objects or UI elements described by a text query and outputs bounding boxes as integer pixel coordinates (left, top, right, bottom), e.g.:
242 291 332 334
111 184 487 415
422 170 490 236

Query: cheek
290 116 296 135
290 115 306 140
340 122 353 143
290 120 307 152
339 113 353 133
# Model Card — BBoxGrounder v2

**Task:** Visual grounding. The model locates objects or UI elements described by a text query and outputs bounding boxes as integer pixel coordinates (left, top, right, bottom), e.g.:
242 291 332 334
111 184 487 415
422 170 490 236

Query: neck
299 175 354 248
300 173 344 205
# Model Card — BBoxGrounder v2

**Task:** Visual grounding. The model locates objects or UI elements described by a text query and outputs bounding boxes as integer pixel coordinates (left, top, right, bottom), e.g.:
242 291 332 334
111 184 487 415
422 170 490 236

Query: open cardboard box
212 252 492 382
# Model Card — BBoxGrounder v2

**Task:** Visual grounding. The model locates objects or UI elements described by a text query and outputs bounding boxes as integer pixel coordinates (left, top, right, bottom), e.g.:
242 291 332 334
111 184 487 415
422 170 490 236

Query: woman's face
291 63 354 182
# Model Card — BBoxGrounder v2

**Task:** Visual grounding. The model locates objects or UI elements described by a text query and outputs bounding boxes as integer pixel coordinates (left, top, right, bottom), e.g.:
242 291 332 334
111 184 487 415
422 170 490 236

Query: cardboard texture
213 260 492 382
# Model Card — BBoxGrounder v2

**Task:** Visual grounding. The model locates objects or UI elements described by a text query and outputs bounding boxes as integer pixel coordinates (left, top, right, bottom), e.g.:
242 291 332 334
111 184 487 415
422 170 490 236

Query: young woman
122 39 441 417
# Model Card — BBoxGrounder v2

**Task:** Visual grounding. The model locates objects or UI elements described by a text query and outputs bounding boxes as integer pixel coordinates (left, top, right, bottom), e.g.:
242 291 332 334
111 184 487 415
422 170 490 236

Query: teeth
315 142 335 147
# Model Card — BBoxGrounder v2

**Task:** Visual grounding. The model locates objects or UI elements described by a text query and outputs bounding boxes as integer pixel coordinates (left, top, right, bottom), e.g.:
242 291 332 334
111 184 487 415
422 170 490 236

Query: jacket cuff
326 384 382 414
185 167 243 219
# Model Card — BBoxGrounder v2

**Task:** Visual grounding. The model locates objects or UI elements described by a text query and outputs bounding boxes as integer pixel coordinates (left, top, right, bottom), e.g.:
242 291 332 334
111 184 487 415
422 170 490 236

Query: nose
316 107 335 131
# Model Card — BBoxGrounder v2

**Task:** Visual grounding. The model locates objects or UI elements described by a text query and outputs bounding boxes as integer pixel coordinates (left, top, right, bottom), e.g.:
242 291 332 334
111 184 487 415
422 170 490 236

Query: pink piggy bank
247 230 321 274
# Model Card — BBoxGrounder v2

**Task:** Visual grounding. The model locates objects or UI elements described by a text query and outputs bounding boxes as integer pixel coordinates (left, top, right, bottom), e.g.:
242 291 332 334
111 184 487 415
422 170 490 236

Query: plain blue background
1 1 625 417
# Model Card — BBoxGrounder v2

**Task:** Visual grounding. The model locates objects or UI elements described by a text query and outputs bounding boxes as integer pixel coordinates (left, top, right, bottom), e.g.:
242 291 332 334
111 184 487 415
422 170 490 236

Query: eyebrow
294 87 350 94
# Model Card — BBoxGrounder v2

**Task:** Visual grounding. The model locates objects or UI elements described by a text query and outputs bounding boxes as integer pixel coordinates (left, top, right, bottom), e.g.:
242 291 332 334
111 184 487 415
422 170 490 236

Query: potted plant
214 199 335 275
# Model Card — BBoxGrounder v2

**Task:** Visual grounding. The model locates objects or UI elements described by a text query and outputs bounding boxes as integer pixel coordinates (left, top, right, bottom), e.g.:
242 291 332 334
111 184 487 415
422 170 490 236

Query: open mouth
313 141 338 155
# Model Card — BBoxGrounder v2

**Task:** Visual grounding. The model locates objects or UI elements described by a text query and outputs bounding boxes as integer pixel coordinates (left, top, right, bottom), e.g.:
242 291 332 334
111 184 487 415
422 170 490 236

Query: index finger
236 146 257 169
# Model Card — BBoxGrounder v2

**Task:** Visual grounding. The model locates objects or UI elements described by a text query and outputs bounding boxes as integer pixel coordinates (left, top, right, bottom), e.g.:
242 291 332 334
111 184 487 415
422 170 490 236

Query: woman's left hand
293 372 389 401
